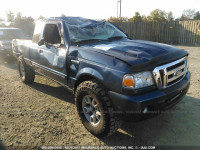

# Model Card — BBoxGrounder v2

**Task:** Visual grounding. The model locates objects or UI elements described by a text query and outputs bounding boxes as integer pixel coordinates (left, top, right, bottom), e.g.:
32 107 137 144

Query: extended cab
13 17 190 137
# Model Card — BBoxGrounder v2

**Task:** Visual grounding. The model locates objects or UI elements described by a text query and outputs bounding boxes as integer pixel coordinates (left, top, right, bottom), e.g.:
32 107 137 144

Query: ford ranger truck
13 17 190 137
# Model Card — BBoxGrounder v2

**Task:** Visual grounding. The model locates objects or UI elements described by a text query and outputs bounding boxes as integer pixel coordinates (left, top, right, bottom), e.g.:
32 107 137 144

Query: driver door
38 23 68 85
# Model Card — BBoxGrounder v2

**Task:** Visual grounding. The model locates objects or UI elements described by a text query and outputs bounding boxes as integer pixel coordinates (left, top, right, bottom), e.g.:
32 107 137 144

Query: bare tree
179 9 196 20
6 10 15 22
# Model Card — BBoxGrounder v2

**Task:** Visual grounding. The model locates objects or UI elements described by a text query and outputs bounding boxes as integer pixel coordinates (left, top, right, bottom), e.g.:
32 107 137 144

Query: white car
0 28 28 58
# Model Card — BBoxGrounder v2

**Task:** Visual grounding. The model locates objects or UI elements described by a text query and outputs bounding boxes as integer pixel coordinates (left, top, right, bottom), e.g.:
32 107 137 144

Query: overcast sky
0 0 200 20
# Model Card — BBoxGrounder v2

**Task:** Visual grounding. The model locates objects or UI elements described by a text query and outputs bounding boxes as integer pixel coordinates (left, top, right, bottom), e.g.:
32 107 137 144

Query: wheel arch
74 68 105 93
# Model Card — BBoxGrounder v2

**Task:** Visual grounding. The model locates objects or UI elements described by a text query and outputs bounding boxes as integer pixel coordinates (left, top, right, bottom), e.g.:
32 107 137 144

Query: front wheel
18 56 35 84
75 80 121 137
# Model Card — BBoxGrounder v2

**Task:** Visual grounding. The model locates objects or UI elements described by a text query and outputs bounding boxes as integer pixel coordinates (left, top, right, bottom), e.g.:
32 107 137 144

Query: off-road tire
75 80 122 137
18 56 35 84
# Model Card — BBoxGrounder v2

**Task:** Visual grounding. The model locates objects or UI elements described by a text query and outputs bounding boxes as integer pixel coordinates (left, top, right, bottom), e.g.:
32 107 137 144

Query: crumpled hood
84 39 188 71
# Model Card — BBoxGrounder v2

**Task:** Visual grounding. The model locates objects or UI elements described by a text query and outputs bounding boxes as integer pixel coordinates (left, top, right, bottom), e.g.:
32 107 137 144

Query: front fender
76 67 104 82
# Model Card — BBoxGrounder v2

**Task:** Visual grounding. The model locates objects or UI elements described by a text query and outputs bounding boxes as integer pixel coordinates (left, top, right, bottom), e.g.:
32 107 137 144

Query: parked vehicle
0 28 28 58
13 17 190 137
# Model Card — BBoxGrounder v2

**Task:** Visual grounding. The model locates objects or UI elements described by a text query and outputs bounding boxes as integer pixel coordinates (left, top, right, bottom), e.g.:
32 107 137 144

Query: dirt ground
0 46 200 149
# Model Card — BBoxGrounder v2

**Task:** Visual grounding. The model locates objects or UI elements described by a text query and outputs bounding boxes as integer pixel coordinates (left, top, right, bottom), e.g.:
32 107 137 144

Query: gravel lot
0 46 200 149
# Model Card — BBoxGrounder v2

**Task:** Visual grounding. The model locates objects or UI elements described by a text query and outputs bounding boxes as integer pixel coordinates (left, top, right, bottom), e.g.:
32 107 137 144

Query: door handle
71 59 80 65
68 56 79 65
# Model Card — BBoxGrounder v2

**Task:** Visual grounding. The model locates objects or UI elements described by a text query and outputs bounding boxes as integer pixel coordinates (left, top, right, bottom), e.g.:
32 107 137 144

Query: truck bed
12 39 32 59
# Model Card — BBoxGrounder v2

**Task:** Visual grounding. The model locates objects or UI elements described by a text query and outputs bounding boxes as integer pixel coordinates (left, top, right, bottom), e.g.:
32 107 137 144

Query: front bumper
108 72 190 115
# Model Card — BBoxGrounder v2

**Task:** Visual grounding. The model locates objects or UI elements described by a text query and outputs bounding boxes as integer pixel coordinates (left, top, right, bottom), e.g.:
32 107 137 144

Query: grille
153 57 188 89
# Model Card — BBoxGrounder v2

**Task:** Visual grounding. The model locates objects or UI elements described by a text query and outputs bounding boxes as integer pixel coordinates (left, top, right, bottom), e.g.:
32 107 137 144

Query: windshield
64 22 127 43
0 29 27 40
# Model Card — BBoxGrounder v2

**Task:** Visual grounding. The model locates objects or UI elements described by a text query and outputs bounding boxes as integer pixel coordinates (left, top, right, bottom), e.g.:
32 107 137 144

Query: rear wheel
18 56 35 84
75 80 121 137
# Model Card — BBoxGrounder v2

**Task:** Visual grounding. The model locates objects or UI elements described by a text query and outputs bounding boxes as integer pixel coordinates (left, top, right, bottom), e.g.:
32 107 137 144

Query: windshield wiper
74 39 107 45
73 36 126 46
107 36 125 41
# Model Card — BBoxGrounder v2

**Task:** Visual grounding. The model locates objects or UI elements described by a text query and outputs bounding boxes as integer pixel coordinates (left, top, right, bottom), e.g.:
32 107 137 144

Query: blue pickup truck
13 17 190 137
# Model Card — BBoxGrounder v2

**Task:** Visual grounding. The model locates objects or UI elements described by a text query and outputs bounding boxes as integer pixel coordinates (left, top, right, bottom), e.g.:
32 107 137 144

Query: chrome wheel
82 95 101 127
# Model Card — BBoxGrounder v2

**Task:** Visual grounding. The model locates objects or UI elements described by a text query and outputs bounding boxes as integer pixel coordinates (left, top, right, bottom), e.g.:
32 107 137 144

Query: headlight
123 71 154 89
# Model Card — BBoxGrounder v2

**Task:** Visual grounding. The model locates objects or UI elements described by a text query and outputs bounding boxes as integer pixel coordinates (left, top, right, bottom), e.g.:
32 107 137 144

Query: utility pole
117 0 122 18
119 0 121 18
117 0 118 18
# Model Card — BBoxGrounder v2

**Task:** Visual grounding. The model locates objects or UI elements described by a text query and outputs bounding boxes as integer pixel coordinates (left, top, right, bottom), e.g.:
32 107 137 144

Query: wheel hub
82 95 101 126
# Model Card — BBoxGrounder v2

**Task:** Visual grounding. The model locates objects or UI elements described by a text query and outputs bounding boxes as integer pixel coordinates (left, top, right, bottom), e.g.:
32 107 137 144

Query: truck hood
84 39 188 72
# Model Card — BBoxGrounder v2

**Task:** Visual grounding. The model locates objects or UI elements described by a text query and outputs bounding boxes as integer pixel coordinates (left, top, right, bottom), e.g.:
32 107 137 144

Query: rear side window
32 21 45 44
43 24 61 45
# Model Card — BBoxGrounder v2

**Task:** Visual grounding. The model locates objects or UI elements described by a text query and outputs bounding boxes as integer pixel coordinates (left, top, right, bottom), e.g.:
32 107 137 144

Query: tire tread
75 80 121 137
18 56 35 84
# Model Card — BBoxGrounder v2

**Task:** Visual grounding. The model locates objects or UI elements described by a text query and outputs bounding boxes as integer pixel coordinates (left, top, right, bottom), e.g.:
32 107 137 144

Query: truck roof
0 27 22 30
46 17 103 26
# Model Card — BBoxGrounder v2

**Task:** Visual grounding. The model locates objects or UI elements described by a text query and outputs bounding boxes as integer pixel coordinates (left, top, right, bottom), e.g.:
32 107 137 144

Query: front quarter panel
68 46 130 93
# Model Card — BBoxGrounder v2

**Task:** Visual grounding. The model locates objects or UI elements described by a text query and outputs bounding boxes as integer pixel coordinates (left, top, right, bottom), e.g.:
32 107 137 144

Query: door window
43 24 61 45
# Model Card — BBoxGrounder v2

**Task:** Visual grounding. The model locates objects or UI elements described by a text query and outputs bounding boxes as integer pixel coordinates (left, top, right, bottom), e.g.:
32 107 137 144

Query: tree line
0 9 199 36
108 9 200 22
0 11 44 36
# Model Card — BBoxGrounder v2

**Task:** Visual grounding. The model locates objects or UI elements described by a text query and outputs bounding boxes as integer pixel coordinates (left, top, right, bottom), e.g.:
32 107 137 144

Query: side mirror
38 39 44 46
